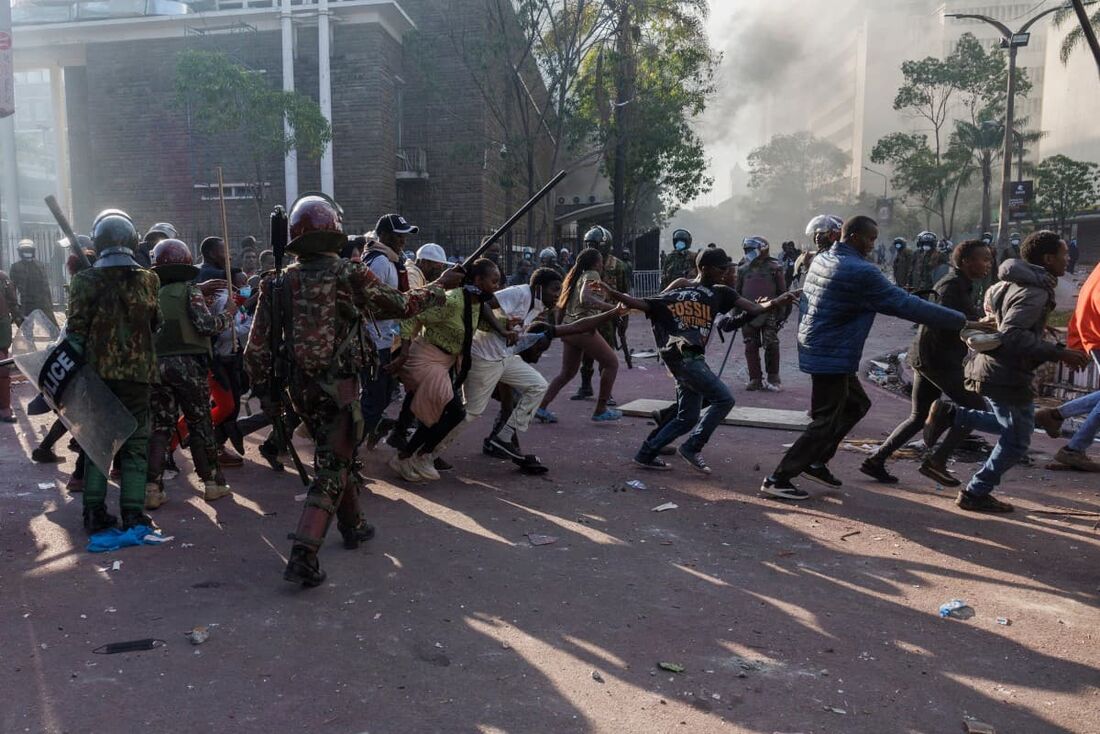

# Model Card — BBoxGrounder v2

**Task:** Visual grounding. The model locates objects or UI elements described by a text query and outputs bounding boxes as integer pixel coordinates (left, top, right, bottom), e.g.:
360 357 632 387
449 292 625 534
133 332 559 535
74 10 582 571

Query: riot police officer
661 228 695 288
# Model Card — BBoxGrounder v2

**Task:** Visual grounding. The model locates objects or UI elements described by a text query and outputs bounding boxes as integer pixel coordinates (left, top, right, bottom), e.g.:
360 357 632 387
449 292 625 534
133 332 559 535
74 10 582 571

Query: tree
872 33 1030 238
1036 154 1100 236
745 132 849 216
573 0 718 231
1054 3 1100 63
174 50 332 230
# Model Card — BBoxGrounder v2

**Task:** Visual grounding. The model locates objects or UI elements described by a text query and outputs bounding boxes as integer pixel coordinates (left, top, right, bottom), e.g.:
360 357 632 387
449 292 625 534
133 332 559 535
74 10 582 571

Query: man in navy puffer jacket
761 215 983 500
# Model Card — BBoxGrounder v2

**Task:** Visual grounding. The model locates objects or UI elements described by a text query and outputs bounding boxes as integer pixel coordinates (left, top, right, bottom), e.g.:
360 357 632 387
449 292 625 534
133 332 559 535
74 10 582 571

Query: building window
194 182 269 200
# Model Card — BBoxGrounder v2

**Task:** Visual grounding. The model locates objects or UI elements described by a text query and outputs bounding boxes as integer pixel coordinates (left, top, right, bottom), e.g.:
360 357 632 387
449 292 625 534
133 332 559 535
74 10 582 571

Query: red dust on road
1 316 1098 733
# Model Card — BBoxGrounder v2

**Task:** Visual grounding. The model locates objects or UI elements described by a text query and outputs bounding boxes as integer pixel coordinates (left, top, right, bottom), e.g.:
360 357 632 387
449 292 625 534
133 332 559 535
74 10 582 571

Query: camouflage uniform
908 250 940 294
245 253 446 556
147 284 234 492
66 267 161 516
737 256 786 385
0 270 20 419
892 248 913 288
662 250 695 289
10 257 56 325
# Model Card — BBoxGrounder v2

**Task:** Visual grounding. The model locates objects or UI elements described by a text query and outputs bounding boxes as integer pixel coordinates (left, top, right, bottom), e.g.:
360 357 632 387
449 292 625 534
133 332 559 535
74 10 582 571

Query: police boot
82 505 117 534
571 374 594 400
337 520 376 550
121 509 156 531
284 546 326 587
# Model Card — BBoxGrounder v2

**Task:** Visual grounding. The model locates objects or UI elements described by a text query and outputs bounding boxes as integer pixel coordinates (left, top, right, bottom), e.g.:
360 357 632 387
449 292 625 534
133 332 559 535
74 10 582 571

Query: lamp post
863 166 888 198
946 5 1065 247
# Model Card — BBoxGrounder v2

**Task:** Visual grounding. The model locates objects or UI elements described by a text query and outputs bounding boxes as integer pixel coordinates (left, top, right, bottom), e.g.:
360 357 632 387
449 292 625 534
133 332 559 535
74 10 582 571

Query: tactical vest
155 281 211 357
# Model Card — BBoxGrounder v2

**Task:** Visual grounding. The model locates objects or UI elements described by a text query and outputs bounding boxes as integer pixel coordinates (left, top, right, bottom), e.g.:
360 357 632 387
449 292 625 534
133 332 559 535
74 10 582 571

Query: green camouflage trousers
84 380 150 513
149 354 218 484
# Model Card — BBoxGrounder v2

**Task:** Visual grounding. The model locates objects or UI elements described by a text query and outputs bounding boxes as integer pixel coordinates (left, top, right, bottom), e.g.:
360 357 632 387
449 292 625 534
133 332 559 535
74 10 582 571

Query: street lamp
863 166 888 198
946 4 1067 247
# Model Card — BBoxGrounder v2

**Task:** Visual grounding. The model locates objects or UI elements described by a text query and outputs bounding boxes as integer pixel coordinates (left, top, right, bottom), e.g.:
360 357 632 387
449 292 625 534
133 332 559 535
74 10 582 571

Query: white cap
416 243 448 264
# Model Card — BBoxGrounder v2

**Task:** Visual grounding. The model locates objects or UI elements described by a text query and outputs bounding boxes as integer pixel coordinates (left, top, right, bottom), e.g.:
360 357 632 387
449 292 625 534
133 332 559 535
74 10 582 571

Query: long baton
461 170 567 269
45 195 92 270
216 167 238 353
717 329 737 380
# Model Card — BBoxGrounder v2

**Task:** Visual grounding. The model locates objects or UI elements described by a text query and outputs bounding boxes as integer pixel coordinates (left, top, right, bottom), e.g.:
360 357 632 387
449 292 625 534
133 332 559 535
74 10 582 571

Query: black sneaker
923 400 956 450
487 434 526 462
802 464 842 488
678 446 711 474
760 476 810 501
955 490 1013 513
918 460 961 487
607 396 617 407
483 438 509 459
32 447 61 463
859 459 898 484
433 456 453 472
633 456 671 471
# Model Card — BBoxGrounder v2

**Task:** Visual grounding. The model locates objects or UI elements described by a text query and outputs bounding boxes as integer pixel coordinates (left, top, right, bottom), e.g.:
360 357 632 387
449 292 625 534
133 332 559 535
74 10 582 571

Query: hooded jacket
966 258 1061 402
797 242 966 374
1069 260 1100 354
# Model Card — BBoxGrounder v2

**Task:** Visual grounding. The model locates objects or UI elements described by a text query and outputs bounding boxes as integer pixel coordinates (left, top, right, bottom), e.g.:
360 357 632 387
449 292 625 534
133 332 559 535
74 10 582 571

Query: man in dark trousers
760 215 985 501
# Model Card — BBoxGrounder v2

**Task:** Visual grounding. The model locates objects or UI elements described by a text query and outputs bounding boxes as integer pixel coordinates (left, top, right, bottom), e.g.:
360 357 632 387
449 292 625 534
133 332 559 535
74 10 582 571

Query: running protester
538 248 622 422
598 248 798 473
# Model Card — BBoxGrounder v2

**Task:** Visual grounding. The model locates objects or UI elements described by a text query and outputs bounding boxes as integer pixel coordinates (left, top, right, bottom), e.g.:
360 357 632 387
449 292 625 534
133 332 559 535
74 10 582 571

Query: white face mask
744 249 758 262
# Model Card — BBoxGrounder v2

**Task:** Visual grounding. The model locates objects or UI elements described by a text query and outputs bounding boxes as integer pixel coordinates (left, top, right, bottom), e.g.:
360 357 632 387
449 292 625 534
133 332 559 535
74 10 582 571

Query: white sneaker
412 453 441 481
388 454 423 483
762 381 783 393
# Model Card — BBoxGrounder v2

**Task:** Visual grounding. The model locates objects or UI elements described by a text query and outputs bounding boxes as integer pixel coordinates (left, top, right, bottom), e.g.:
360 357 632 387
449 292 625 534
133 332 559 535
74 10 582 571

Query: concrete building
4 0 556 258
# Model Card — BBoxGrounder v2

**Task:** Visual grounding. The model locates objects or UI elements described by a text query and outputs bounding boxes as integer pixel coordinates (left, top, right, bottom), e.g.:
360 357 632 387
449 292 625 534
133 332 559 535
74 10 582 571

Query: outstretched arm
597 283 650 313
553 304 628 337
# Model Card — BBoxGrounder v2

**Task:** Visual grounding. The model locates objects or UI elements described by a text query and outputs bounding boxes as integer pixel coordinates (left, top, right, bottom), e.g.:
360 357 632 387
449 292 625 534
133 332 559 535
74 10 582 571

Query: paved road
2 316 1097 733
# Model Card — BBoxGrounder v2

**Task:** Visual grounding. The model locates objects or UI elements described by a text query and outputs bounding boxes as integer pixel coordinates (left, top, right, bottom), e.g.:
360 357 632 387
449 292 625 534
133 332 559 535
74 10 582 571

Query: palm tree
1054 3 1100 64
954 118 1045 234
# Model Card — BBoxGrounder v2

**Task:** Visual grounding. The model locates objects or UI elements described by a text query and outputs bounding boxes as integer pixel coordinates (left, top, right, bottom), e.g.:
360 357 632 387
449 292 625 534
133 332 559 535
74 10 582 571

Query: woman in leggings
537 248 622 422
859 238 993 486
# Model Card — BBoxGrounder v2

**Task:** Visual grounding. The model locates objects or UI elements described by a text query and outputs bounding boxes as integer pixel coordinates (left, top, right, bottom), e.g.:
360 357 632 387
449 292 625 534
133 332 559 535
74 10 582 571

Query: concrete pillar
49 65 71 221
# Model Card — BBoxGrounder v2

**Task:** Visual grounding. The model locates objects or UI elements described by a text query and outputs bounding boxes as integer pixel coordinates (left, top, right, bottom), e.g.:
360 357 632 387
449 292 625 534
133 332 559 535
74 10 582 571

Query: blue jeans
954 399 1035 496
1057 352 1100 452
637 356 734 460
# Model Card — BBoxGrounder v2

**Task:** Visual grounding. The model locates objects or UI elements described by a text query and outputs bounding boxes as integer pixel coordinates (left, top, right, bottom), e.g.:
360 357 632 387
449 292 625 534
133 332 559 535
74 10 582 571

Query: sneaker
760 475 810 501
746 379 764 391
144 482 168 510
761 381 783 393
411 453 441 481
859 459 898 484
955 490 1013 513
1034 407 1064 439
591 409 623 422
388 454 423 483
1054 447 1100 473
923 400 956 449
258 441 285 472
802 464 842 488
218 448 244 468
535 408 558 424
488 434 526 462
31 446 61 463
607 396 618 407
678 446 711 474
918 460 961 487
633 456 671 471
203 480 233 502
570 385 594 400
433 456 453 472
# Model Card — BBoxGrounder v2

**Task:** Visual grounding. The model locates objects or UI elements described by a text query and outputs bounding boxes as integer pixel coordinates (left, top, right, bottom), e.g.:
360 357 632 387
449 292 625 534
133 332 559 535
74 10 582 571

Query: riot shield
11 311 137 475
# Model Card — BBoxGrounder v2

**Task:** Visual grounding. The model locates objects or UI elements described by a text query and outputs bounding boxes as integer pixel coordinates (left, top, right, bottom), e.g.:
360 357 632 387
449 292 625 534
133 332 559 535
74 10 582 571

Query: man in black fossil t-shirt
599 248 797 473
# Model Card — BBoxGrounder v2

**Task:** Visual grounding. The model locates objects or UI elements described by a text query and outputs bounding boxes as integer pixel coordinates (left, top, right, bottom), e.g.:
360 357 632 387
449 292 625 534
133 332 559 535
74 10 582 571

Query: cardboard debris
619 399 810 432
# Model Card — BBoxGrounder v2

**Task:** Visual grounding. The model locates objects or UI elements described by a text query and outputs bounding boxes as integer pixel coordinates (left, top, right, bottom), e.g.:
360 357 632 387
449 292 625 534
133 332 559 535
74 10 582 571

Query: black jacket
909 268 978 375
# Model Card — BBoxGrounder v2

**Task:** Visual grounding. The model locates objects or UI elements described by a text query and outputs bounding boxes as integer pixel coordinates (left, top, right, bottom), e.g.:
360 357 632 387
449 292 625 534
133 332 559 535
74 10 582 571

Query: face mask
674 241 688 252
744 249 758 262
921 244 932 251
19 251 33 260
894 243 904 250
239 286 253 298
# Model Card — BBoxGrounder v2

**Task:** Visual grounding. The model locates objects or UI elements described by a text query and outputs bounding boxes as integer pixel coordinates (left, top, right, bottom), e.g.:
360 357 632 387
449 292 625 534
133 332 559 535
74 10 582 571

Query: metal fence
632 270 662 297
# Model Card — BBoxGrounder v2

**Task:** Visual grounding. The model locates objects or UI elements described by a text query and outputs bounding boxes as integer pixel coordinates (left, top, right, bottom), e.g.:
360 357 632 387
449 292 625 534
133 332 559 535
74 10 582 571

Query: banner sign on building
1008 180 1034 221
0 0 13 119
875 197 894 225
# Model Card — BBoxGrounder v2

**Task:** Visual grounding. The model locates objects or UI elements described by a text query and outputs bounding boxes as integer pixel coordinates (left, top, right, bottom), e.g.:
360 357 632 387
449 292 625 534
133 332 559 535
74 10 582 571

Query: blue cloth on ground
87 525 163 553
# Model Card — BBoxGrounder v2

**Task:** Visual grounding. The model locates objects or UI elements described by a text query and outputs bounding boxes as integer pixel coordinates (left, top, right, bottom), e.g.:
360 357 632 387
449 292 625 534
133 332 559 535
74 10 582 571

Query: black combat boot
83 505 117 534
337 521 376 550
121 509 156 530
284 546 326 587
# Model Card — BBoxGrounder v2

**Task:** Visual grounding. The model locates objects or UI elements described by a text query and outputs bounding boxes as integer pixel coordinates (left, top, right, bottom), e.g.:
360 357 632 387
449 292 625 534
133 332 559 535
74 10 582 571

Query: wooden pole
216 166 238 353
